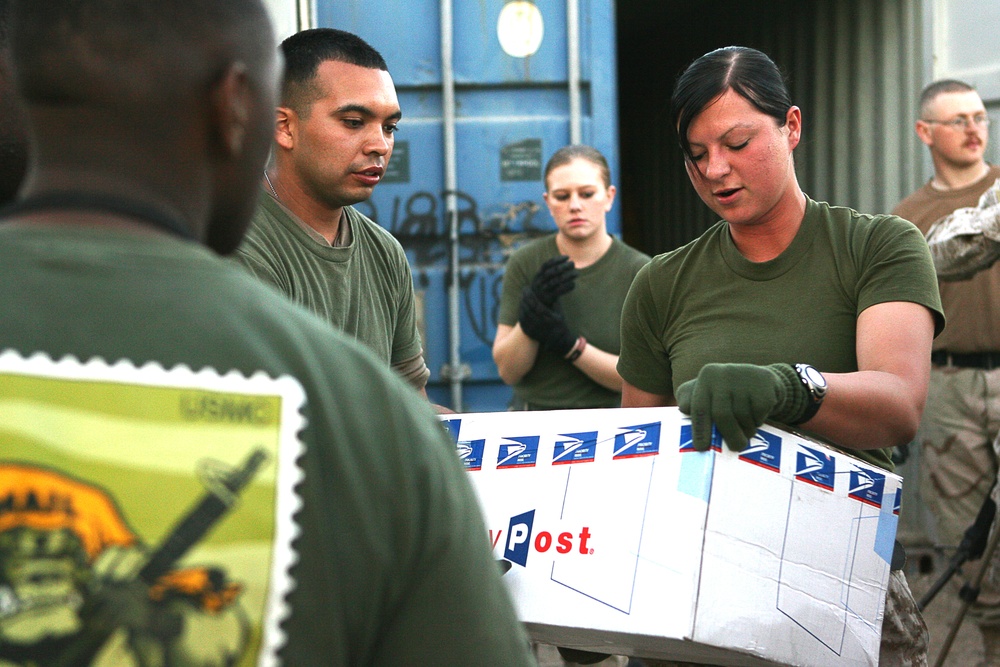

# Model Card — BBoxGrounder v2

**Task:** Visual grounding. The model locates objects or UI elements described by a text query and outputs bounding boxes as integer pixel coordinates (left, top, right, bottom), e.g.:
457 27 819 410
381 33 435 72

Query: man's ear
210 62 251 157
275 106 295 150
915 120 934 148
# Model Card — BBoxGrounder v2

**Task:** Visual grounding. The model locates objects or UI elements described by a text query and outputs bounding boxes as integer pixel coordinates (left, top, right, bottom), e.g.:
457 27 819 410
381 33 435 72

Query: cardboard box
442 407 900 667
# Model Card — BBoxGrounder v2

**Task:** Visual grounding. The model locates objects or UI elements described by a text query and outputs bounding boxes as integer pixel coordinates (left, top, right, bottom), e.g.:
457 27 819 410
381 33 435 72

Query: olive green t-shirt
0 223 535 667
499 234 650 409
618 198 944 470
235 191 424 370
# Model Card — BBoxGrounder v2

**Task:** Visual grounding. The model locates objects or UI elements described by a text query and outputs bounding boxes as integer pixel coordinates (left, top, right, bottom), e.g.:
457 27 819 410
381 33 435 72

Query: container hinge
440 363 472 381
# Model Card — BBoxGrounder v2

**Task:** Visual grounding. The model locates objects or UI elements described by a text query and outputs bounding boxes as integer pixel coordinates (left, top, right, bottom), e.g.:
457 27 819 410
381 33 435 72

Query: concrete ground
907 556 987 667
894 437 991 667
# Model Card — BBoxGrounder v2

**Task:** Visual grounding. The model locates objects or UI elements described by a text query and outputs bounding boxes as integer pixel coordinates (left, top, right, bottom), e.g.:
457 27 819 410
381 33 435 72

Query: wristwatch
792 363 827 424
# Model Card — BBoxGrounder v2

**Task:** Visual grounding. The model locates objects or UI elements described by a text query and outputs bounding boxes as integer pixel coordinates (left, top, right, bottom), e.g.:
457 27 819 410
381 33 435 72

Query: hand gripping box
442 407 901 667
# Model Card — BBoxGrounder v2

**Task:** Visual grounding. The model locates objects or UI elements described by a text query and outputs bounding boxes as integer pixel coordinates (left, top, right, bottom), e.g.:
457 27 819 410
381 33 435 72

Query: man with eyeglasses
893 78 1000 663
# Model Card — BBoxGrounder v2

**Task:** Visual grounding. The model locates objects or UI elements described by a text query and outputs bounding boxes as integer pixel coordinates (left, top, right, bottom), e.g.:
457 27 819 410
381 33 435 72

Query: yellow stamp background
0 355 306 667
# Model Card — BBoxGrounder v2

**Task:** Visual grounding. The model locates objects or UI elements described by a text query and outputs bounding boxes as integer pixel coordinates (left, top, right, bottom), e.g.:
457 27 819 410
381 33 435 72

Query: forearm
573 344 624 391
492 324 539 386
621 380 673 407
803 301 934 451
799 370 925 450
925 177 1000 280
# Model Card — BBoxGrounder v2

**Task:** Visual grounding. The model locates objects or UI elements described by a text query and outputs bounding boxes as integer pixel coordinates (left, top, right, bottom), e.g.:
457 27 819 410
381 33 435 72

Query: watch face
803 365 827 389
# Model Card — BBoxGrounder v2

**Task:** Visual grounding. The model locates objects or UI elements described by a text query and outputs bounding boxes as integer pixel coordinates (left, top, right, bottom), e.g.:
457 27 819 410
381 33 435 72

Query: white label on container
497 1 544 58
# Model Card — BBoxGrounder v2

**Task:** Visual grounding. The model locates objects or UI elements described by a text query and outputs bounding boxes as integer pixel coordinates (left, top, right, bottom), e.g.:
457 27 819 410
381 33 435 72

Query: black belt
931 350 1000 370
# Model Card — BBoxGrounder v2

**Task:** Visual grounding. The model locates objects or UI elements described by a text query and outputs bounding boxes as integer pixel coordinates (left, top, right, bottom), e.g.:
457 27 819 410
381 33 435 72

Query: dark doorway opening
615 1 816 255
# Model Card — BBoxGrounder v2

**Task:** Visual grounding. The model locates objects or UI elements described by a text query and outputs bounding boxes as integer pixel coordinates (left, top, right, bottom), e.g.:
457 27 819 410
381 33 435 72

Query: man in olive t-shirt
234 28 433 397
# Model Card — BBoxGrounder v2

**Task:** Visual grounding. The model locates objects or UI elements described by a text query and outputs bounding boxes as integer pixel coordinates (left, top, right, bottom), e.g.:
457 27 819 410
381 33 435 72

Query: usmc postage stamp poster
0 351 305 667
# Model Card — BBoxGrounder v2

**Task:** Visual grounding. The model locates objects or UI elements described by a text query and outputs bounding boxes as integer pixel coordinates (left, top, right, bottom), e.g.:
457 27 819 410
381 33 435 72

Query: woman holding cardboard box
617 46 943 666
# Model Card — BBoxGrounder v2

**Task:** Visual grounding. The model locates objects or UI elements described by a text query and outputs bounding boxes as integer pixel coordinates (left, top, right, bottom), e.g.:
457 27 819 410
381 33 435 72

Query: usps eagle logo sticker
738 430 782 472
849 466 886 508
0 352 304 667
552 431 598 465
443 418 486 471
456 438 486 470
497 435 540 469
678 421 721 453
795 445 836 491
613 422 661 459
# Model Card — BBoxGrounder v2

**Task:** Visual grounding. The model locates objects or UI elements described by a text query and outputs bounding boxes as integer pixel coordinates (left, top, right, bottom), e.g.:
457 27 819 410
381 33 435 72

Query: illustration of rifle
52 447 270 667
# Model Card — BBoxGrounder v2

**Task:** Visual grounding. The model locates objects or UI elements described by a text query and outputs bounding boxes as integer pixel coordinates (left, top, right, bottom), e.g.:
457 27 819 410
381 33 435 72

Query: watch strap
790 363 826 425
794 394 824 425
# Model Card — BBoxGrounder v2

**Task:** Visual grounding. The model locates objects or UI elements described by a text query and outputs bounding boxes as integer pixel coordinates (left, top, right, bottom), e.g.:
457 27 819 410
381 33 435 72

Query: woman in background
493 144 650 412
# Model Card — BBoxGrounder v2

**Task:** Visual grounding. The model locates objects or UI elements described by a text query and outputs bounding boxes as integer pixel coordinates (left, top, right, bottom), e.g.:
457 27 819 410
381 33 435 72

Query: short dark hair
280 28 388 113
0 0 27 205
919 79 976 118
544 145 611 189
0 0 10 46
11 0 270 108
671 46 792 159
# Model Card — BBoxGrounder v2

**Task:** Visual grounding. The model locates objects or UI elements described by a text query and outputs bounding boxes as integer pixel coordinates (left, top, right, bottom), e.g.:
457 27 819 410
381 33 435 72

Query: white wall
929 0 1000 164
261 0 312 42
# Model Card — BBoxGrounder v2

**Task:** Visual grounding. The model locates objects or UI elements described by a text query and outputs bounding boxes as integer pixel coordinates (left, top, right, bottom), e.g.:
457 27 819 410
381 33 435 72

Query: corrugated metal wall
617 0 926 256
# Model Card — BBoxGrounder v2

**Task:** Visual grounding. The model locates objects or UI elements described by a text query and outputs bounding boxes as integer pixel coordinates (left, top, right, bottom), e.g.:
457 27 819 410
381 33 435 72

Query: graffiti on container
354 190 548 346
461 266 506 346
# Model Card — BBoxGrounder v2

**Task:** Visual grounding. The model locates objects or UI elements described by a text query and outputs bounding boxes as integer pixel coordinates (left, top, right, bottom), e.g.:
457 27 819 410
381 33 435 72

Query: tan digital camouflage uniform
926 178 1000 281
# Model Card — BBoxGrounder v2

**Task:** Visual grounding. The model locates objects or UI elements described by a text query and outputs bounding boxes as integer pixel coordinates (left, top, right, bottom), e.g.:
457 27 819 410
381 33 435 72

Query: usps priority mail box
442 407 901 667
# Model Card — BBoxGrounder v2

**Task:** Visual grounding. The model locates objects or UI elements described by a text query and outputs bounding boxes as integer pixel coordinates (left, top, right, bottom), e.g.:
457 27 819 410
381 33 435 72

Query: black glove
529 255 577 306
676 362 809 452
517 288 577 356
538 306 577 357
518 287 550 342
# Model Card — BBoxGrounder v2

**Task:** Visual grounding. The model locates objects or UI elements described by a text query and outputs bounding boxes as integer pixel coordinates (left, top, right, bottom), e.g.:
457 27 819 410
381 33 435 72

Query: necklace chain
263 171 278 199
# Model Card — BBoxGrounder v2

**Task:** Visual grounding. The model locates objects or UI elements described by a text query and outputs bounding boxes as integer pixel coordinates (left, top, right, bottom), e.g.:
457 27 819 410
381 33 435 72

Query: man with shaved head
0 1 533 665
234 28 437 402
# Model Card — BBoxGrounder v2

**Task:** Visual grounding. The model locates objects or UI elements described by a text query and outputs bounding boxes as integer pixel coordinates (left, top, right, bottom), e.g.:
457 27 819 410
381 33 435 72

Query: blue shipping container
320 0 619 412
